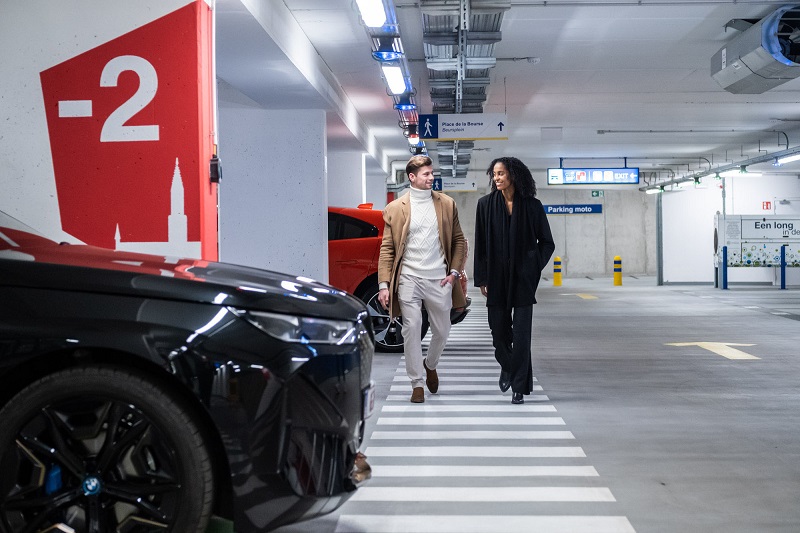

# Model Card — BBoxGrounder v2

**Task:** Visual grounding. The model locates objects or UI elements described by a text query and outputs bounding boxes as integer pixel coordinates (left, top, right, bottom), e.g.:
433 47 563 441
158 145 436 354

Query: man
377 155 466 403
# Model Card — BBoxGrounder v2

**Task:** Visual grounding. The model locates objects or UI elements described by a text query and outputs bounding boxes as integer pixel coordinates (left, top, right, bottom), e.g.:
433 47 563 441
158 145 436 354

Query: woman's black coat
473 191 555 309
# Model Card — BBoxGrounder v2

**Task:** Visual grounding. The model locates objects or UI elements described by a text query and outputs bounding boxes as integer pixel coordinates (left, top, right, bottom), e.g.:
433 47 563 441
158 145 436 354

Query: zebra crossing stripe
349 486 616 502
335 514 635 533
393 375 533 382
376 416 564 426
369 430 574 439
395 368 507 374
368 465 598 477
363 446 586 457
381 404 555 412
389 384 543 391
385 394 550 401
397 361 503 366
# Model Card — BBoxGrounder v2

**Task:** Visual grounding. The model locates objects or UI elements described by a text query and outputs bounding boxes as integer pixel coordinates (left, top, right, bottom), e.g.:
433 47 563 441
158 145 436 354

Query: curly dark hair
486 157 537 198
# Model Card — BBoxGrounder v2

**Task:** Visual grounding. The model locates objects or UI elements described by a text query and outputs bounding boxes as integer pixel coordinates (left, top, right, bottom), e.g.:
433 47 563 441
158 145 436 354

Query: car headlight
231 308 358 345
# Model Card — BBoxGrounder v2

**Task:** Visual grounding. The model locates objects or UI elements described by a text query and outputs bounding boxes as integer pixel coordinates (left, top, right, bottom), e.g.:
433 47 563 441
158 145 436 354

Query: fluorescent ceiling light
355 0 386 28
381 65 407 95
645 188 661 194
776 153 800 165
720 167 761 178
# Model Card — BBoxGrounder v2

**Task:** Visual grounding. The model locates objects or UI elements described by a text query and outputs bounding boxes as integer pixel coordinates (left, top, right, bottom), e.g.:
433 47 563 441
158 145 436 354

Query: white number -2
100 55 159 142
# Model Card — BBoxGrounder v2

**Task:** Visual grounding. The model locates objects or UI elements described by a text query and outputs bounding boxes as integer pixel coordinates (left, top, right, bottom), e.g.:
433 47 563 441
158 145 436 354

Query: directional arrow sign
419 113 508 141
666 342 759 360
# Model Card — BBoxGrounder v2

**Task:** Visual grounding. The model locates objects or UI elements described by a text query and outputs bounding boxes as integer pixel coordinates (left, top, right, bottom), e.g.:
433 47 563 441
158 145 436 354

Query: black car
0 210 375 533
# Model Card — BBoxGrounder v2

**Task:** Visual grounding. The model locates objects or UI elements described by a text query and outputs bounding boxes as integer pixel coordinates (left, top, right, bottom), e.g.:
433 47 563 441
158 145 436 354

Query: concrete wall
450 184 657 281
217 83 328 281
328 151 363 208
398 172 800 284
662 174 800 284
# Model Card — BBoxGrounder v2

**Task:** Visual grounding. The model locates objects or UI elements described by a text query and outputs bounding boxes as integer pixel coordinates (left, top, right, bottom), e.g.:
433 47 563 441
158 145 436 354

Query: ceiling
216 0 800 190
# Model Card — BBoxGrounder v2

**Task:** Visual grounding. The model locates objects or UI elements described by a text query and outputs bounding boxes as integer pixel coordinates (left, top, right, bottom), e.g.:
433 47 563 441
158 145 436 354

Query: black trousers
487 304 534 394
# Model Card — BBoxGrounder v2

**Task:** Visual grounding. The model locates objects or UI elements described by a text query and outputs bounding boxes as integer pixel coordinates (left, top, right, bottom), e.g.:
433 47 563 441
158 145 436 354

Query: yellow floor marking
666 342 759 360
560 293 598 300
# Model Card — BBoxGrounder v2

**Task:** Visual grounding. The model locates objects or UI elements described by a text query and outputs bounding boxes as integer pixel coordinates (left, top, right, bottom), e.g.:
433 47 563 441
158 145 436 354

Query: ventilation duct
711 5 800 94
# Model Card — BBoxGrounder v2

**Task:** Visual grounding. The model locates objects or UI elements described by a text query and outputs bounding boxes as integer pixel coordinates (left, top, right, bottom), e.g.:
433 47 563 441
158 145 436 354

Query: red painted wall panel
40 1 217 259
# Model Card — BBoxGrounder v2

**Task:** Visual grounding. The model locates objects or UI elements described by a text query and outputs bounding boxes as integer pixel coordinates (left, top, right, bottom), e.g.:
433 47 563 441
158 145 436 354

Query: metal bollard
553 256 562 287
781 244 787 290
613 255 622 286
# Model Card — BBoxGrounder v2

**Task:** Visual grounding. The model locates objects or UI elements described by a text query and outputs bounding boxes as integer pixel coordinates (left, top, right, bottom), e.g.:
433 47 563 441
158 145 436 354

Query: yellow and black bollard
553 256 562 287
613 255 622 286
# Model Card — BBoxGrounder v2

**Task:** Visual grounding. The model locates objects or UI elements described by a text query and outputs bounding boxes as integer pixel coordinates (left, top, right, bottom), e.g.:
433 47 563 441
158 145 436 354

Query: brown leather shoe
423 359 439 393
410 387 425 403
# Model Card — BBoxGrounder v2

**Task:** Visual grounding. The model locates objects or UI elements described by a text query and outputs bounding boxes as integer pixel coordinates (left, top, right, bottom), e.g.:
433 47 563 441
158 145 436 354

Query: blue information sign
544 204 603 215
419 114 438 139
432 177 442 191
547 167 639 185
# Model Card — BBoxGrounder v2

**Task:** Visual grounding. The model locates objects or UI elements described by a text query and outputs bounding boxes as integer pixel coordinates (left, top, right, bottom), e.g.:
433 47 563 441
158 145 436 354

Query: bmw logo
82 476 101 496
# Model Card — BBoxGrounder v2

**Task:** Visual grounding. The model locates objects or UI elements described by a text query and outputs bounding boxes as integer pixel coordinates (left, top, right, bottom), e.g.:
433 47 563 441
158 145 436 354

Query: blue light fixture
372 37 403 62
394 94 416 111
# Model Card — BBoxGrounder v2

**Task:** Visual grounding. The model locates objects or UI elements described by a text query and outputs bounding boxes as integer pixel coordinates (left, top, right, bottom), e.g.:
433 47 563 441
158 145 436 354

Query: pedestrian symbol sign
418 113 507 141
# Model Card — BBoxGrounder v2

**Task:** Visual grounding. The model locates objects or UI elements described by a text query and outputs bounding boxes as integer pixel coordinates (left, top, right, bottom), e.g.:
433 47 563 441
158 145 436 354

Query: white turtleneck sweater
401 187 447 279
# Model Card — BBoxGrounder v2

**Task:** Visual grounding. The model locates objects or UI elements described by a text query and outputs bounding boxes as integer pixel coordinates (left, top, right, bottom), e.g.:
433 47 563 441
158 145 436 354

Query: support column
328 151 364 207
218 99 328 282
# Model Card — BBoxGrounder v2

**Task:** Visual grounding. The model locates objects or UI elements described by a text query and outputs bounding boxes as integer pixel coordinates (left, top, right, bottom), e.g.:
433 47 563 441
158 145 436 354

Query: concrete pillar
218 99 328 282
328 151 364 207
365 155 389 209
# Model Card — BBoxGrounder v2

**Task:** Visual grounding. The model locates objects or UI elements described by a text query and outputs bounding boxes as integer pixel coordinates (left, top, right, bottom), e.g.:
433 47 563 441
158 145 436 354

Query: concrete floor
257 277 800 533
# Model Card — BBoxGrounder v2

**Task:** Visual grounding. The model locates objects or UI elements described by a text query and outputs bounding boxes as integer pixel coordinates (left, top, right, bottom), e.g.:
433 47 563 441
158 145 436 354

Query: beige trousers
397 273 453 389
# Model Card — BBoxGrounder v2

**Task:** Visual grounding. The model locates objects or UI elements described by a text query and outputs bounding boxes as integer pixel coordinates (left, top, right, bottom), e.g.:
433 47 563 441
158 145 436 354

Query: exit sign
592 190 604 197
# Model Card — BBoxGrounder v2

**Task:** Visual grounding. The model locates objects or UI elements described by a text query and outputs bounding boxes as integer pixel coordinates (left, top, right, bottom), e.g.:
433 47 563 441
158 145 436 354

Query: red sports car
328 204 469 352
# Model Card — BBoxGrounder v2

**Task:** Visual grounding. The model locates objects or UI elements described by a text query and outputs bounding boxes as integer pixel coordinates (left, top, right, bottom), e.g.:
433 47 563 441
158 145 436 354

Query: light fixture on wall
355 0 386 28
381 64 407 94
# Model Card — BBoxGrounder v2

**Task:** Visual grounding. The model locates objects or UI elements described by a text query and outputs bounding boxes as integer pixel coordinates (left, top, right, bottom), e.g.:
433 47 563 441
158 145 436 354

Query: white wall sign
419 113 508 141
741 216 800 239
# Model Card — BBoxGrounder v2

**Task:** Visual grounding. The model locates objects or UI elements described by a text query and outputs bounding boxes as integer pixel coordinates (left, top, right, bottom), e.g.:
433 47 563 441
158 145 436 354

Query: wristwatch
449 269 461 279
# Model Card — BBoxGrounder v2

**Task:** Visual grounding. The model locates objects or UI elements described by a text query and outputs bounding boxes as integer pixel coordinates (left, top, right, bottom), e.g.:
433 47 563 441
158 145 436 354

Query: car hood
0 240 365 320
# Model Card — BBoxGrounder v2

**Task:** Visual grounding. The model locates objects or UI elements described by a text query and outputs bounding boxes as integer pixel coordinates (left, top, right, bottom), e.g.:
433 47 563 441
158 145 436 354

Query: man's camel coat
378 190 467 318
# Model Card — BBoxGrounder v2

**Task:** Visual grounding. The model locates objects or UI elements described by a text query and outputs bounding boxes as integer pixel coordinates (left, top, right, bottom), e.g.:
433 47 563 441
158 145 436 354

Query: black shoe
499 370 511 392
511 392 524 404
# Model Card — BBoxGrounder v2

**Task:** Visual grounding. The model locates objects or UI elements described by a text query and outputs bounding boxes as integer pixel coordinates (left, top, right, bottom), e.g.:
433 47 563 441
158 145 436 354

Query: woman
473 157 555 404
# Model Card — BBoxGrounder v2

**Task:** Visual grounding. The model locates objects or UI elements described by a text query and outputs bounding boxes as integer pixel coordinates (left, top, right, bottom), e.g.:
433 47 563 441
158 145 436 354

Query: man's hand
440 274 456 287
480 285 488 297
377 288 390 310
